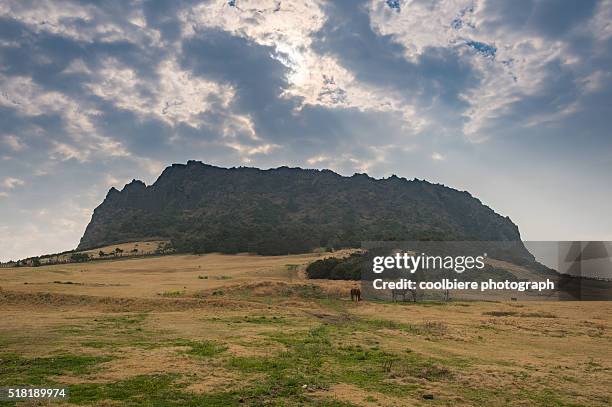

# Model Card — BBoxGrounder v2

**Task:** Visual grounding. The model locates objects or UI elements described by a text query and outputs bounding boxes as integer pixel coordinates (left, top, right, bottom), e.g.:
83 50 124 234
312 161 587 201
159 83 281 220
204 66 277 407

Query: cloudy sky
1 0 611 261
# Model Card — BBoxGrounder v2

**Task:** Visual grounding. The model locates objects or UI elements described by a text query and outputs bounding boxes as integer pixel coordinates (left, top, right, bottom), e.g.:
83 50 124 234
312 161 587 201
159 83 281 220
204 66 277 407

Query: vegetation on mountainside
79 162 528 258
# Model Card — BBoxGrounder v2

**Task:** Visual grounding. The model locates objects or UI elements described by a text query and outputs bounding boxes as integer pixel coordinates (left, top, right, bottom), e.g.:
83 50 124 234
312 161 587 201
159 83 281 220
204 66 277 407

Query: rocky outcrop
78 161 530 258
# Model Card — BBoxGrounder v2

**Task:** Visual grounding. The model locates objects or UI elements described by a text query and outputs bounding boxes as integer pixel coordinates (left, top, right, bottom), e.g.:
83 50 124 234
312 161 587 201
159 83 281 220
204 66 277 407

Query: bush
305 253 363 280
70 253 91 263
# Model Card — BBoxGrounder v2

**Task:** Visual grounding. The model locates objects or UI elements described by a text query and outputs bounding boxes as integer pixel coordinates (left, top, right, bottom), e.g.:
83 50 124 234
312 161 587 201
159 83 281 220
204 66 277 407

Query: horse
350 288 361 302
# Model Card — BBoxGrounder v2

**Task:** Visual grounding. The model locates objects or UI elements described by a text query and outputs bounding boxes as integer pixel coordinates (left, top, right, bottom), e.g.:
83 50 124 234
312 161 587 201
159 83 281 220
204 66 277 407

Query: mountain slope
78 161 529 257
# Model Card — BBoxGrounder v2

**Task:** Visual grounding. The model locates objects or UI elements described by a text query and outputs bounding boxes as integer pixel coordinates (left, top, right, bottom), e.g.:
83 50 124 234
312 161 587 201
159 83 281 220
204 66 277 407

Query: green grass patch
177 339 227 358
77 313 177 350
233 323 457 398
0 353 111 386
68 373 356 406
97 313 147 327
93 313 148 336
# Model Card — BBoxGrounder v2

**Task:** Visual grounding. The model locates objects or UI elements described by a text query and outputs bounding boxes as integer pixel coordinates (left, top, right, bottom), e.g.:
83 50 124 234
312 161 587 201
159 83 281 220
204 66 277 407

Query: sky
1 0 611 261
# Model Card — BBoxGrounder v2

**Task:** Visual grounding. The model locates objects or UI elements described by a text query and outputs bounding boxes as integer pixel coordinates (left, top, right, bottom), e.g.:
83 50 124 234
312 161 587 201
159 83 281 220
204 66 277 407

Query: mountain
78 161 531 258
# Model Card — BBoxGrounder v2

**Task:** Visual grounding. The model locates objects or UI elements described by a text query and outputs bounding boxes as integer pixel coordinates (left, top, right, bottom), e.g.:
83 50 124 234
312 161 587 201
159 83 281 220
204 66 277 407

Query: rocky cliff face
78 161 529 258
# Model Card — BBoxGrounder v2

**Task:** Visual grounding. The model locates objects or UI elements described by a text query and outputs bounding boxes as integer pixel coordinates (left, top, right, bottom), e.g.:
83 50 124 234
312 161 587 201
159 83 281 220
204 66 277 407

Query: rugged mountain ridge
78 161 529 257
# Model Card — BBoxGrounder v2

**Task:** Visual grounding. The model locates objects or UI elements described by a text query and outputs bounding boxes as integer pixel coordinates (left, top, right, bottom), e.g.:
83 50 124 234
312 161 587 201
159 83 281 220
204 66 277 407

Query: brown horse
350 288 361 302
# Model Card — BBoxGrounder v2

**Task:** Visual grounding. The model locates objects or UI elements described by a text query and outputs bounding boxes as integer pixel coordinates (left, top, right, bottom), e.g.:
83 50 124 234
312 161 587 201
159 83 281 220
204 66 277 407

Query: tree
155 242 174 255
70 253 91 263
114 248 123 257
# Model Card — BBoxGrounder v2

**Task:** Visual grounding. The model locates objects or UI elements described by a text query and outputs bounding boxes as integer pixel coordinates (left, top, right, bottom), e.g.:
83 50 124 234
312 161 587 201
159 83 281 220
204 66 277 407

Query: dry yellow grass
0 251 610 406
0 250 353 298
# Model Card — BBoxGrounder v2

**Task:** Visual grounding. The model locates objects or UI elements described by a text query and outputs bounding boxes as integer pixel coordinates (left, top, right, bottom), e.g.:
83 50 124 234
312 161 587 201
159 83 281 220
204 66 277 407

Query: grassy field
0 251 610 406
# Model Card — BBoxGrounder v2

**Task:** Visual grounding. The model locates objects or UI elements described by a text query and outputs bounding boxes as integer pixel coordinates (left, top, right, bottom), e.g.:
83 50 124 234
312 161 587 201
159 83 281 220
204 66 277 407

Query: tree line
2 242 173 267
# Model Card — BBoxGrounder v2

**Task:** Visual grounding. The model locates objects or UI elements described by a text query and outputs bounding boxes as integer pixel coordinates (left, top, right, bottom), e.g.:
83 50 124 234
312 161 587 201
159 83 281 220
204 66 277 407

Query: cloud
0 0 164 45
431 152 445 161
87 57 235 128
226 142 280 156
363 0 609 142
2 134 26 151
0 74 130 161
2 176 24 188
51 141 89 162
312 0 480 140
